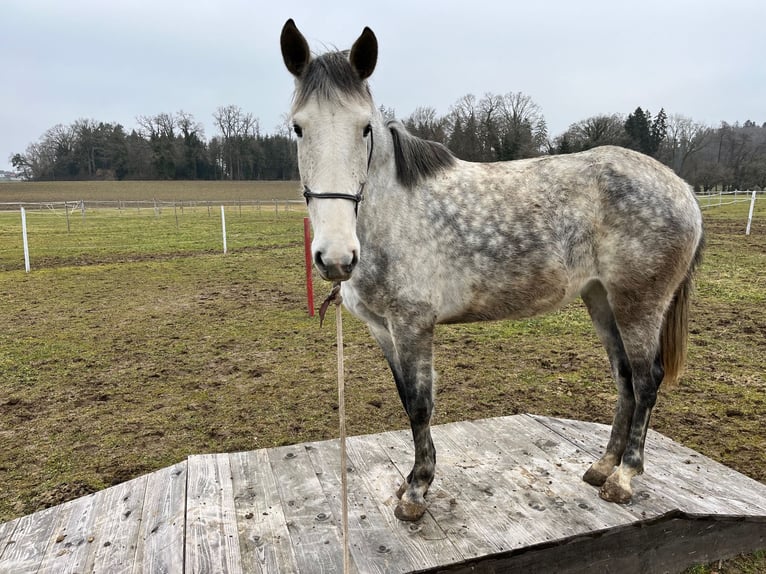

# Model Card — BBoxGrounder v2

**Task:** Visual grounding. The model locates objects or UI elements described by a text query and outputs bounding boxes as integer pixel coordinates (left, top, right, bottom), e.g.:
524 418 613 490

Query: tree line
11 105 297 182
11 96 766 191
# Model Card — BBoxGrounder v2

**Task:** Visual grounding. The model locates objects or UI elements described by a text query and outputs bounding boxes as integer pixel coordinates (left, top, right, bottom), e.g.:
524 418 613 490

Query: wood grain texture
267 444 347 574
37 490 99 573
84 473 147 573
185 453 243 574
0 505 61 573
229 449 297 573
133 461 187 574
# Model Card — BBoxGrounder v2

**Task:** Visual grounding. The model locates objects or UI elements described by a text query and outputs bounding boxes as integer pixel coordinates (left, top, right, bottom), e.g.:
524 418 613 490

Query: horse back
353 145 702 324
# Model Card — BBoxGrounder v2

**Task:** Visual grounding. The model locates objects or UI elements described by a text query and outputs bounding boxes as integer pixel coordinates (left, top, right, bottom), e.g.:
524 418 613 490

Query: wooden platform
1 415 764 573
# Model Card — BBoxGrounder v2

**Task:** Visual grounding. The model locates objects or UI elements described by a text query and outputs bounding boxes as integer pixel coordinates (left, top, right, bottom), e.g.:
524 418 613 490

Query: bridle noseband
302 129 374 217
302 187 365 215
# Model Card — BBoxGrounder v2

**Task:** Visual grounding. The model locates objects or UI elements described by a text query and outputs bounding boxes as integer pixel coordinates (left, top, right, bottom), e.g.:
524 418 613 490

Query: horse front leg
387 319 436 522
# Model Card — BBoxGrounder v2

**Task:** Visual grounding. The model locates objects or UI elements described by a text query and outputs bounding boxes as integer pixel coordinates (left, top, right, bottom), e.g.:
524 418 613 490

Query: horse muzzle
314 249 358 282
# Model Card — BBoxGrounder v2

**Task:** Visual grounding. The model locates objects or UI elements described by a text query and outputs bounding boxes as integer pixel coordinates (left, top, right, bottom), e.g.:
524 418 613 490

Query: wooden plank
185 453 243 574
431 418 636 550
0 505 61 572
532 415 766 517
427 426 546 550
438 421 633 536
529 414 690 513
133 461 187 574
36 491 99 573
641 427 766 514
467 416 676 521
229 449 298 573
375 428 525 560
529 415 611 456
84 473 148 573
267 443 346 573
0 517 19 561
308 435 453 574
347 433 463 571
306 438 398 574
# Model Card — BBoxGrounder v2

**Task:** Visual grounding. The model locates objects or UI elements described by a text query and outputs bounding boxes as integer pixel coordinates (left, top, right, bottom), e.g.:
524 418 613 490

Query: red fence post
304 217 315 317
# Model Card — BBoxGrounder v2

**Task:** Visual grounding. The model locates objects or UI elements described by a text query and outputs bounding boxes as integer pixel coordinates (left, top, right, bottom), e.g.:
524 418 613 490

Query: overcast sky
2 0 764 172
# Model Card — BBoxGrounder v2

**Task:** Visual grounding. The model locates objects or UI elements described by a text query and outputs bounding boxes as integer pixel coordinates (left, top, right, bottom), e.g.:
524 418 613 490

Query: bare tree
446 95 481 160
275 112 293 139
554 114 625 153
378 105 396 122
213 105 261 179
176 111 204 140
497 91 547 157
404 106 448 142
662 114 711 177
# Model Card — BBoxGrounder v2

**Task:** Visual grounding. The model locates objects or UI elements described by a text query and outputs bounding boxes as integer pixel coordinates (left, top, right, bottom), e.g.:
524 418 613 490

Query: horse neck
366 114 399 197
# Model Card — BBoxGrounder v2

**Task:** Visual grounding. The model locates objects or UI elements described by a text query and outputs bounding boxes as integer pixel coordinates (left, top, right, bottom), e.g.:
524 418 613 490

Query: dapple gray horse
281 19 704 521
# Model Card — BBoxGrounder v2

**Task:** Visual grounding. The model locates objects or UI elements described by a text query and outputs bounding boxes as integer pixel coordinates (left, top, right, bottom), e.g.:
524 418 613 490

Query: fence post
746 191 757 235
21 207 30 273
65 201 71 233
221 205 228 254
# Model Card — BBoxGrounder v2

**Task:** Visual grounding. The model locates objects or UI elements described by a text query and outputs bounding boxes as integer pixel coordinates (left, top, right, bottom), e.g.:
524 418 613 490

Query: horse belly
438 264 588 324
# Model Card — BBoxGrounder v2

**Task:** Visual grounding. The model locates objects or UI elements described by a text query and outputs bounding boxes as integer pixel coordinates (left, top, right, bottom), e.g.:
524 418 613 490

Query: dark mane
387 121 456 188
294 51 371 109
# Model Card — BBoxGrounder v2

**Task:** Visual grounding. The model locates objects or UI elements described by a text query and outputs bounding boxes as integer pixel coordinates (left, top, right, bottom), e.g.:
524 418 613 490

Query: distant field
0 180 301 203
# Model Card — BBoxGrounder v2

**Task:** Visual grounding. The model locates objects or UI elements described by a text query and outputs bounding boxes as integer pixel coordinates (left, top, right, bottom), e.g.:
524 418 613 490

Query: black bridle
302 129 374 216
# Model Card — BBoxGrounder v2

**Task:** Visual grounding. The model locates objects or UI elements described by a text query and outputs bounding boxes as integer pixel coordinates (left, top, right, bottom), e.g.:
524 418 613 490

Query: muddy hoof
599 477 632 504
583 465 610 487
395 481 409 499
394 499 427 522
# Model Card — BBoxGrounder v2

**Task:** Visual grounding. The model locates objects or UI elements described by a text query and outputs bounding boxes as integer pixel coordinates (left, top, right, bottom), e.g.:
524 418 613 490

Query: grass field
0 182 764 572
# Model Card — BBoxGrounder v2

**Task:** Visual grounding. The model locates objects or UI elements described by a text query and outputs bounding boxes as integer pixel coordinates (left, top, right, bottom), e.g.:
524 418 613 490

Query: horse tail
660 232 705 386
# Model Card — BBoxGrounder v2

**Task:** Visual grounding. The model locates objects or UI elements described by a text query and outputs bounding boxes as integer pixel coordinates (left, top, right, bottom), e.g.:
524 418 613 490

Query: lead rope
320 283 350 573
336 297 351 574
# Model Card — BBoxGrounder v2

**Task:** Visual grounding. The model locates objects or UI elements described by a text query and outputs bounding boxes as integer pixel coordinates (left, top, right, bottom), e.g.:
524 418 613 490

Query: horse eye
363 124 372 137
293 124 303 137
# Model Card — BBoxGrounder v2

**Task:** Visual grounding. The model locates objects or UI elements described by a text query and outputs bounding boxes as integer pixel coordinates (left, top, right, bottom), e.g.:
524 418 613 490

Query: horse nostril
348 250 359 272
314 251 325 270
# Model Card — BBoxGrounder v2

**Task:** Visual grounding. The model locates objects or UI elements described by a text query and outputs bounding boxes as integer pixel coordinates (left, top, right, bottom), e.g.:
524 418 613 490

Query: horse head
281 19 378 282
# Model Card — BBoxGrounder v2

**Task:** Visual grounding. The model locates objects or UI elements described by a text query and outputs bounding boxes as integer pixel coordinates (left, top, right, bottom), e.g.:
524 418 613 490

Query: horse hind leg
581 281 635 487
594 288 668 503
599 350 663 503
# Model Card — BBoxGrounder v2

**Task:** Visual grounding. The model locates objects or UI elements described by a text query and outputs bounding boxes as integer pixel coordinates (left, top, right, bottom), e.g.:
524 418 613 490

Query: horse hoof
583 465 610 487
394 499 427 522
599 477 632 504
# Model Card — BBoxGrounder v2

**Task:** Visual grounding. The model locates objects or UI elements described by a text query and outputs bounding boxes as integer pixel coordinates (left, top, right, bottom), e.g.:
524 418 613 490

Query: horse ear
281 19 311 77
350 26 377 80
